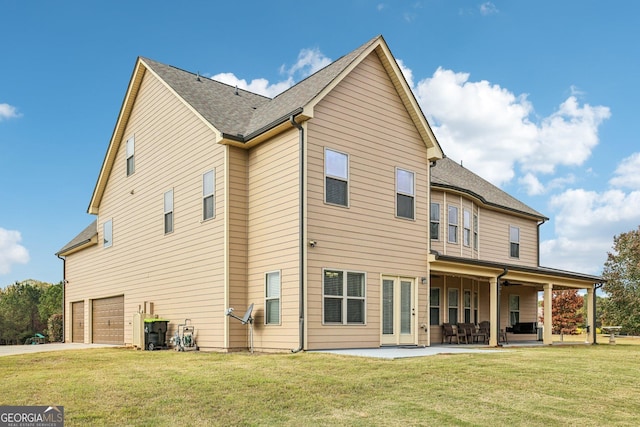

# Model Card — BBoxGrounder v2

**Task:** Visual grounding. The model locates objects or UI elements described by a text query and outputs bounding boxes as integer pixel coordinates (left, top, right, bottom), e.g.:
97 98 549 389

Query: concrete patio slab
311 345 505 359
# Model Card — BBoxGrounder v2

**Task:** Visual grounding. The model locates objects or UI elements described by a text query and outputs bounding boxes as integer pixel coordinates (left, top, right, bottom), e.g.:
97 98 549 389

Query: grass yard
1 340 639 426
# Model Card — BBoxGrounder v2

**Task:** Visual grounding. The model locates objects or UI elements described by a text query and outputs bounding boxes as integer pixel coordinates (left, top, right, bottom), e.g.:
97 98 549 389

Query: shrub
47 313 63 342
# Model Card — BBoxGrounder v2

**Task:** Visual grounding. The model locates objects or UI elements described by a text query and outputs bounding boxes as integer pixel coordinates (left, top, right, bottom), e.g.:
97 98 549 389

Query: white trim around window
448 205 459 244
126 135 135 176
202 169 215 221
103 219 113 249
164 189 174 235
509 225 520 258
324 148 349 207
322 268 366 325
265 270 281 325
430 202 440 241
396 167 415 220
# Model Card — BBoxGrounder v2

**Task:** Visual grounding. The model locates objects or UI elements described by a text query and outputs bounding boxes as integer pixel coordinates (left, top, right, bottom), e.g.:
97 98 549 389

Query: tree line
0 280 63 345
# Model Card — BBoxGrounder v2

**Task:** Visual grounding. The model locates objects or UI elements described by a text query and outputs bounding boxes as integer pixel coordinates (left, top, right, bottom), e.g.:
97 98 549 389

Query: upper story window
323 269 365 324
430 203 440 240
164 189 174 234
103 219 113 248
203 170 215 221
126 136 135 176
324 148 349 207
396 168 415 220
429 287 440 325
463 209 471 247
265 271 281 325
509 225 520 258
473 214 478 251
448 205 458 244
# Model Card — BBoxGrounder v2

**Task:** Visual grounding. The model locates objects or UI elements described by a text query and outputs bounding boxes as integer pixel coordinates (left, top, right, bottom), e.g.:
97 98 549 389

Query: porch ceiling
429 253 602 289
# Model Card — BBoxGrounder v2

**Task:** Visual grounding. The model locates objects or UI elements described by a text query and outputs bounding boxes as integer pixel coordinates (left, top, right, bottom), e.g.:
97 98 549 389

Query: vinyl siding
246 128 300 351
227 145 249 349
431 189 538 267
306 52 429 349
64 69 226 349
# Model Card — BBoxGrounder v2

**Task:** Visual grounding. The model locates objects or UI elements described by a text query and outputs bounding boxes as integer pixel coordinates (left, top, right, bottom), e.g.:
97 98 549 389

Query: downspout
290 115 305 353
497 268 508 346
536 219 546 266
57 254 66 343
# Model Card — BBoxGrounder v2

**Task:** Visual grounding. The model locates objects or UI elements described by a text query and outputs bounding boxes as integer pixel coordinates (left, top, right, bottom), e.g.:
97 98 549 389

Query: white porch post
587 287 595 344
489 277 498 347
543 283 553 345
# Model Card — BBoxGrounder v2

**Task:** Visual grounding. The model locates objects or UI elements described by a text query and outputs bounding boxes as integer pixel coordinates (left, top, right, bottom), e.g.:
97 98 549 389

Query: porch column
586 286 595 344
543 283 553 345
489 277 498 347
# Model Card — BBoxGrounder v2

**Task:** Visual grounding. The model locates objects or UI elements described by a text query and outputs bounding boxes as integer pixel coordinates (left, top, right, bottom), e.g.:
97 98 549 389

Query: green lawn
1 341 639 426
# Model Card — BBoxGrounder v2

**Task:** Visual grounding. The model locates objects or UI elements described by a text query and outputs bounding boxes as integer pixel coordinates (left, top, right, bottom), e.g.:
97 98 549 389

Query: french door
381 276 416 345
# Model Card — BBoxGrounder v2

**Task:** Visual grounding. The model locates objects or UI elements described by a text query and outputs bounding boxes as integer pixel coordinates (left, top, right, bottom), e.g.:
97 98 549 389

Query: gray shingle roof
56 220 97 255
141 36 380 140
431 157 547 219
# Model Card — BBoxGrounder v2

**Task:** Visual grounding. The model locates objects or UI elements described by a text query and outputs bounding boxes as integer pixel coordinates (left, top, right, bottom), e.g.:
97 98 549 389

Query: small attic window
126 136 135 176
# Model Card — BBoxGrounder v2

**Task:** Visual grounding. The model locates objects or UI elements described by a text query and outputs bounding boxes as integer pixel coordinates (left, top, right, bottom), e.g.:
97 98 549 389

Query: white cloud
410 66 610 188
479 2 499 16
519 173 544 196
396 59 414 88
211 47 331 98
541 188 640 274
377 3 386 11
0 228 29 275
609 152 640 190
0 103 20 121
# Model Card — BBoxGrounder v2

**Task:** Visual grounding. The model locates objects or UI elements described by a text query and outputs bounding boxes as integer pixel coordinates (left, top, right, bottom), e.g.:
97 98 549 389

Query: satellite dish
225 303 255 353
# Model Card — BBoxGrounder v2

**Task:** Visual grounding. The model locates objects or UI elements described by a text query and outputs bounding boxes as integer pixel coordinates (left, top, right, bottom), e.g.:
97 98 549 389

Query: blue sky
1 1 638 286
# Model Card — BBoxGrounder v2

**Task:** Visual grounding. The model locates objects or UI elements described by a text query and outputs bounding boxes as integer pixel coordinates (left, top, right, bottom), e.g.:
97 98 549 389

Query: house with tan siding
56 35 601 351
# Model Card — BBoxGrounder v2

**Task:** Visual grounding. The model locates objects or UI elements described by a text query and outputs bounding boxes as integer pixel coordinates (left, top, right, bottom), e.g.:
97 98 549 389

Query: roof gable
87 35 444 214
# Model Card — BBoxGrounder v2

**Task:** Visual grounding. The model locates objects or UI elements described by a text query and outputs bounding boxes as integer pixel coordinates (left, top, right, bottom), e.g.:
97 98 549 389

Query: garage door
71 301 84 343
92 295 124 344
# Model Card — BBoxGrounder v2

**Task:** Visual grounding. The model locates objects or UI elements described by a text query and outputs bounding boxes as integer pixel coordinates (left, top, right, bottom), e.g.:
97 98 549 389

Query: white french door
381 276 416 345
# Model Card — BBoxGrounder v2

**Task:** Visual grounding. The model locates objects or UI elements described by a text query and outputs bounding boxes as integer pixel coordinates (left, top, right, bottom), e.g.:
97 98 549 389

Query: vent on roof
196 72 201 82
235 85 239 95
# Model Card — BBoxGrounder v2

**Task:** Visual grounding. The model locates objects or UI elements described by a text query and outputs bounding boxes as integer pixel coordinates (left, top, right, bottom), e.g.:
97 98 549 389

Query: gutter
221 108 305 143
290 114 305 353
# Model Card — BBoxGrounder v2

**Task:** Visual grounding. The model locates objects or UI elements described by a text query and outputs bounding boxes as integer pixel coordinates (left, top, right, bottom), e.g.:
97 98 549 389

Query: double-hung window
324 148 348 207
473 214 478 251
509 225 520 258
430 287 440 325
323 269 365 324
464 290 472 323
448 288 459 324
509 295 520 326
103 219 113 248
203 170 215 221
126 136 135 176
448 205 458 244
164 189 174 234
396 168 415 220
265 271 281 325
463 209 471 247
430 203 440 240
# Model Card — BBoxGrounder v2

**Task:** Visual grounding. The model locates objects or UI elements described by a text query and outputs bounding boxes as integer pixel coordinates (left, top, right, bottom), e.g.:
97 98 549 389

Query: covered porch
427 253 603 347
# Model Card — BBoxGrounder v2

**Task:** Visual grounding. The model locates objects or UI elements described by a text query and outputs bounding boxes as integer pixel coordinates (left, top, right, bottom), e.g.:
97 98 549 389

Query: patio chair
442 323 463 344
